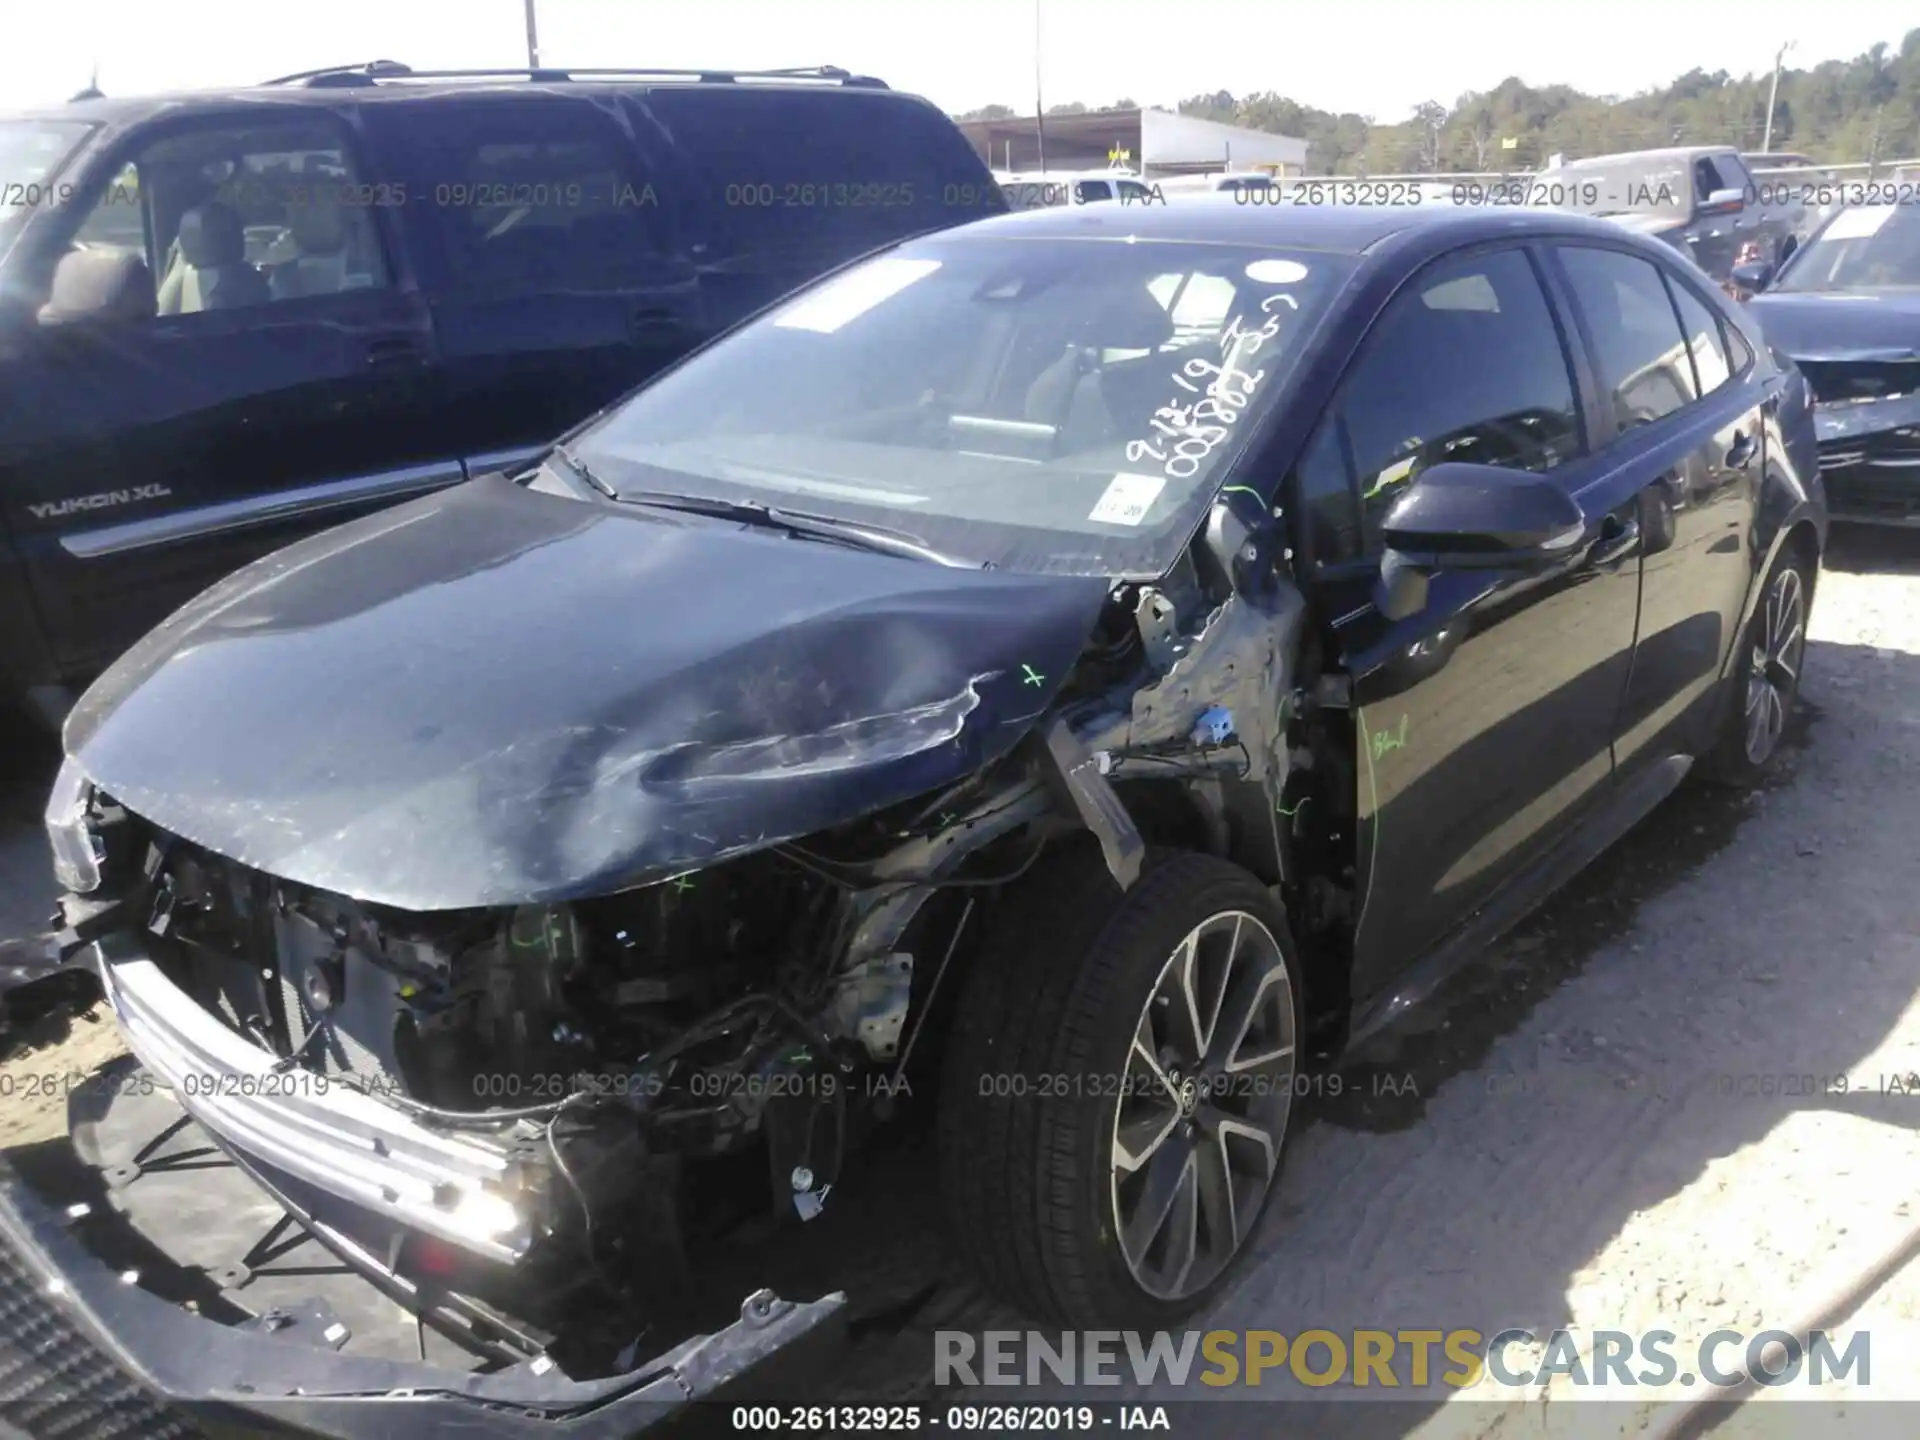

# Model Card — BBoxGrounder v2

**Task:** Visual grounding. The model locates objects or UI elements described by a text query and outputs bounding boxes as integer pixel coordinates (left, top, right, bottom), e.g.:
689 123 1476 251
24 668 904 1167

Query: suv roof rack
257 61 889 90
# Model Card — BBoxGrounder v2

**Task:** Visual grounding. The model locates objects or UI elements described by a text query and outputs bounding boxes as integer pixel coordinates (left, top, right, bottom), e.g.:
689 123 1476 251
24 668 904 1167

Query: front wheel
1700 547 1811 785
939 848 1302 1326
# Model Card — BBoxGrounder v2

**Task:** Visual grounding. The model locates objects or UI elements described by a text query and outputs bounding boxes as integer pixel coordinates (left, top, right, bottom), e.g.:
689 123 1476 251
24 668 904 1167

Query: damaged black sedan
1741 201 1920 525
21 200 1822 1434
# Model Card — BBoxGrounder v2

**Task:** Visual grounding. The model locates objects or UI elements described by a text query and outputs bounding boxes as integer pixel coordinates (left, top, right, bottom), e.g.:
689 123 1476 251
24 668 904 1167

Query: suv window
640 88 1001 256
397 101 665 292
1557 246 1696 429
1665 277 1733 396
64 117 391 316
1329 247 1582 542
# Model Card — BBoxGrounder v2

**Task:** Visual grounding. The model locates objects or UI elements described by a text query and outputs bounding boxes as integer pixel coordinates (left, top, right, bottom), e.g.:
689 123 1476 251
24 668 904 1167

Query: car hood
1747 289 1920 363
65 476 1112 910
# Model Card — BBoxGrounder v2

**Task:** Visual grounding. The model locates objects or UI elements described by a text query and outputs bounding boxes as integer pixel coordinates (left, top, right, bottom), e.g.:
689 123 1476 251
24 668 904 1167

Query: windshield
571 234 1350 577
0 119 93 253
1532 157 1690 219
1772 205 1920 292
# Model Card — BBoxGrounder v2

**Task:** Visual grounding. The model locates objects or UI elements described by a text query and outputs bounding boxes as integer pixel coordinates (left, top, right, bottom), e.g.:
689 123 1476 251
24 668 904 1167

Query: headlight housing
44 757 103 894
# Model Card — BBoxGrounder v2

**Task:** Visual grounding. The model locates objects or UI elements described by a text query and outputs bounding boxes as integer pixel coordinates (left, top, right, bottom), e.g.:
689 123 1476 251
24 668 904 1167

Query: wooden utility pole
524 0 541 69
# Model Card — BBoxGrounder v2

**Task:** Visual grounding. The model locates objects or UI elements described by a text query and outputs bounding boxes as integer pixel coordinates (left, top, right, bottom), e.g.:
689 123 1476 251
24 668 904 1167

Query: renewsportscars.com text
936 1327 1871 1391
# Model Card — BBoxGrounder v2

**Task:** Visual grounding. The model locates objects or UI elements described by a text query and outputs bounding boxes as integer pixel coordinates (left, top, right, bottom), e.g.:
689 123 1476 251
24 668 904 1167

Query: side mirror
1730 259 1774 293
1702 186 1747 215
37 249 154 326
1372 461 1585 619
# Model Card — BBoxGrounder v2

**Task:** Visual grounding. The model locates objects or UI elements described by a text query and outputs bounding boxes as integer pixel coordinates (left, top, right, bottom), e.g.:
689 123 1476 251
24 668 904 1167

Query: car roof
4 74 917 126
1550 145 1732 167
925 196 1657 256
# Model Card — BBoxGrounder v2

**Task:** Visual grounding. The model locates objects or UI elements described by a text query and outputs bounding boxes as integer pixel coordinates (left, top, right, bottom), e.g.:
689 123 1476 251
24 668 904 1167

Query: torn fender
64 476 1111 910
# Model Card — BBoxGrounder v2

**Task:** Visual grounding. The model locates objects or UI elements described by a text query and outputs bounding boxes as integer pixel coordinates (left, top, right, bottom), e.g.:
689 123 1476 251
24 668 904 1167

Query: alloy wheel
1743 565 1807 765
1110 911 1296 1301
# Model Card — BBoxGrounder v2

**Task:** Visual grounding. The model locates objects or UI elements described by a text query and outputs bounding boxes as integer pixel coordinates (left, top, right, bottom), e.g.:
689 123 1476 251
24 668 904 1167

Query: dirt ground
2 527 1919 1437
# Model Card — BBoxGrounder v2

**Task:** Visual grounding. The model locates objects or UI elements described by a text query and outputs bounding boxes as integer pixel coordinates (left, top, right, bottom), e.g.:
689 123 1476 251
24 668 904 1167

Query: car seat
159 202 269 314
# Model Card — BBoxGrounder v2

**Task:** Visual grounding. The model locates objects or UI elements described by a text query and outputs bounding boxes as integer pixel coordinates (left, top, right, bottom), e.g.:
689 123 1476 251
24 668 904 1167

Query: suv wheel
939 847 1301 1325
1700 546 1811 785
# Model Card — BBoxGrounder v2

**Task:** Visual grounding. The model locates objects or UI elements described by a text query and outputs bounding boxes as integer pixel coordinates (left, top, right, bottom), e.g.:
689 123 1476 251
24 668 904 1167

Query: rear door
367 92 706 469
1547 243 1767 773
634 86 1006 332
1291 244 1643 1003
0 106 443 676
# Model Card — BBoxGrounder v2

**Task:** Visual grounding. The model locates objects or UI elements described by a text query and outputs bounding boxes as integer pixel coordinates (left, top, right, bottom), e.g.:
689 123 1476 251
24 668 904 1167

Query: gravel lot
2 527 1919 1437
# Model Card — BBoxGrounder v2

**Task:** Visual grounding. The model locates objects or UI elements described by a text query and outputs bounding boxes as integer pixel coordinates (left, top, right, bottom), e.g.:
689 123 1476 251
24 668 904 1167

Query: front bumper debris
0 934 851 1437
1815 396 1920 526
91 932 532 1264
0 1145 846 1439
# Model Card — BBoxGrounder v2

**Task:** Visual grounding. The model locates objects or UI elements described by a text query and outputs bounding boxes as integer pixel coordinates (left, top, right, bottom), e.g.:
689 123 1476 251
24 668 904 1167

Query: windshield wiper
612 488 975 568
548 443 618 499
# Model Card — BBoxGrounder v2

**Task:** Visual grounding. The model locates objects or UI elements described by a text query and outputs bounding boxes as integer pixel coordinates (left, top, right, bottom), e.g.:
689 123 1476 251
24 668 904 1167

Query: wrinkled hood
1747 288 1920 363
66 476 1111 910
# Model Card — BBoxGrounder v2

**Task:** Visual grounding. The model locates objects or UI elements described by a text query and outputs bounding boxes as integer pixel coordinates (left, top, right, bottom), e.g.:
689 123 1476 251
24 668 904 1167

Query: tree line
956 28 1920 173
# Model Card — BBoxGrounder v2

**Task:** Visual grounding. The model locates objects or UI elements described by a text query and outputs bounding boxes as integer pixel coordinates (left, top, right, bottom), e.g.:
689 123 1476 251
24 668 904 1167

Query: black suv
0 62 1004 726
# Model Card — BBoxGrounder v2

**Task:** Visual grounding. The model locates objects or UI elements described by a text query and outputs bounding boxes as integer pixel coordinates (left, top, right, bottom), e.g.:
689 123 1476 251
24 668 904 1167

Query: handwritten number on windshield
1126 289 1296 480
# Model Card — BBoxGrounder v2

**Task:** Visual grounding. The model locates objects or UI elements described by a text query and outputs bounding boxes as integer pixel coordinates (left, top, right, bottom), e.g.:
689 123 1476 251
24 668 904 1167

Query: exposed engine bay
52 491 1346 1382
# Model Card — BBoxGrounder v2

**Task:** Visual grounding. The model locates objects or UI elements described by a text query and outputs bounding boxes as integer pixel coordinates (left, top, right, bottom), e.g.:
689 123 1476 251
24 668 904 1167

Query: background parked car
1527 144 1803 280
0 62 1004 729
1742 201 1920 526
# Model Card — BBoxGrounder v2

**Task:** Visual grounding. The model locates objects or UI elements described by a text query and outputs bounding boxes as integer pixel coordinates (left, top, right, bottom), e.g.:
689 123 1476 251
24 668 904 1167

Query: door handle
1590 514 1641 567
364 335 427 369
1725 430 1757 467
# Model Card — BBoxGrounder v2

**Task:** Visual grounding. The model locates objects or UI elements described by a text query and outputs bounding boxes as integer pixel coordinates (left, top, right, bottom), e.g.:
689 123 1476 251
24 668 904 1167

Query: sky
3 0 1914 121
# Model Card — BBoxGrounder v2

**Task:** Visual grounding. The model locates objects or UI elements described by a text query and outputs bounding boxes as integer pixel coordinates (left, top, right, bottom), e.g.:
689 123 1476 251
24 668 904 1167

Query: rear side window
1665 277 1733 396
391 99 668 293
640 89 1003 256
1557 246 1696 429
1332 247 1582 541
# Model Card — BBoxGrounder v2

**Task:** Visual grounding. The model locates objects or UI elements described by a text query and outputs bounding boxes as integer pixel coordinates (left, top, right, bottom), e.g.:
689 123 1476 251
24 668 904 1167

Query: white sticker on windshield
1245 258 1310 284
1823 205 1896 241
1089 472 1167 526
774 257 942 334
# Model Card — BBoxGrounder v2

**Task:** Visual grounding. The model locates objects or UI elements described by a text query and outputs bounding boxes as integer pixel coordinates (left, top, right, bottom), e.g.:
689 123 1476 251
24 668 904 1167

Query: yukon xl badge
28 483 172 521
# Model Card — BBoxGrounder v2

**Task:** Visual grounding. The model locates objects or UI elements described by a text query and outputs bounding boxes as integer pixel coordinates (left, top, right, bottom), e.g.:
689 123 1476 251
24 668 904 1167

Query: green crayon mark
1370 714 1410 761
672 874 697 894
1021 664 1046 687
1219 485 1262 500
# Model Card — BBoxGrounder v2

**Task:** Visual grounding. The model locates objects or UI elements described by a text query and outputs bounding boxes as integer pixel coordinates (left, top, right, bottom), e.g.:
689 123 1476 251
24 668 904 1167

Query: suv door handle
1590 514 1641 567
364 335 428 369
1726 430 1757 467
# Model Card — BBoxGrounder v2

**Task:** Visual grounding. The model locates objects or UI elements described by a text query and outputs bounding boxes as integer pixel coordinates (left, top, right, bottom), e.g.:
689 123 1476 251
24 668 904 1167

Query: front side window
572 236 1351 577
57 117 392 318
1329 247 1582 541
1557 246 1697 429
0 119 94 256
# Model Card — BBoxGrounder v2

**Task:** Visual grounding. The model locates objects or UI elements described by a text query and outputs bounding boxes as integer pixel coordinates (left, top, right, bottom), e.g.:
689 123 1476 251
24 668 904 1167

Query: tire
1698 544 1812 787
939 845 1302 1327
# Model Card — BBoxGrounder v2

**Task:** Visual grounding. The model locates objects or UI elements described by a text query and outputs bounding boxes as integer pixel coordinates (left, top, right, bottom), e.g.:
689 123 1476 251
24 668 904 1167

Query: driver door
1291 243 1644 1004
0 108 443 676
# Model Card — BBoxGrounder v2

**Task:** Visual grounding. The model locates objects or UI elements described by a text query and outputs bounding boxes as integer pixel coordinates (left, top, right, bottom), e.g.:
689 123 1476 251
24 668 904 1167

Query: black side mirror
1372 461 1586 620
1730 260 1774 294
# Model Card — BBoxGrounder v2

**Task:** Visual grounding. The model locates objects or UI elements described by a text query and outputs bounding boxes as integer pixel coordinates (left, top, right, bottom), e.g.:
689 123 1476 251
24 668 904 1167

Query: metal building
955 106 1308 178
